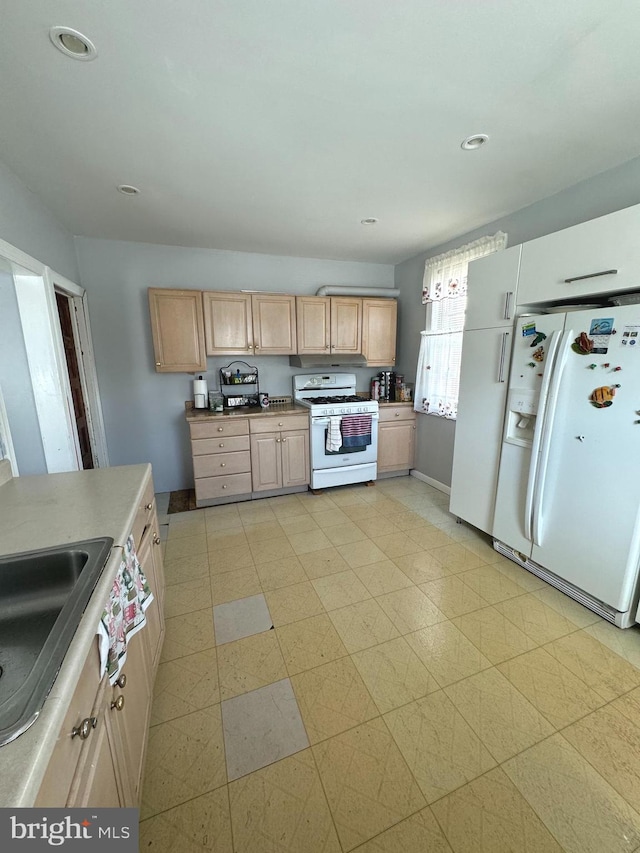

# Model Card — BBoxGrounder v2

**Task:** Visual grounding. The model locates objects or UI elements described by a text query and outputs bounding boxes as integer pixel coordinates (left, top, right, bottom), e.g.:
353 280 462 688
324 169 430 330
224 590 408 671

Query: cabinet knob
219 442 224 447
71 716 97 739
146 502 153 511
222 484 228 489
255 345 260 350
278 422 283 426
325 345 329 349
115 673 127 689
153 533 161 545
155 362 162 367
282 438 287 443
221 462 226 467
395 412 400 417
111 695 125 712
276 438 281 443
218 427 223 432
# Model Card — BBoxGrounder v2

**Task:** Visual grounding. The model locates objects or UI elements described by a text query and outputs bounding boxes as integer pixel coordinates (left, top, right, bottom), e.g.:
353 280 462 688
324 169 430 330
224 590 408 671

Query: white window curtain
414 231 507 419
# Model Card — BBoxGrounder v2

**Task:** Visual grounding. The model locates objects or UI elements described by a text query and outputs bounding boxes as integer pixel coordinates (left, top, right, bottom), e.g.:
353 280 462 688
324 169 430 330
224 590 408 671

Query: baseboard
409 469 451 495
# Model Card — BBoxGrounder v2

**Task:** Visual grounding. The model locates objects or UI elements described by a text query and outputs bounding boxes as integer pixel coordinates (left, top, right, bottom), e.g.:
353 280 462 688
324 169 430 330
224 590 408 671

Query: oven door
310 415 378 470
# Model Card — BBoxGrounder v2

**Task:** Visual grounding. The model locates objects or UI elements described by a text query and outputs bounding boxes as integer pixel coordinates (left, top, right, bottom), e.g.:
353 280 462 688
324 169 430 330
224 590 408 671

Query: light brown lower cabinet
377 406 416 474
249 416 309 492
35 475 165 808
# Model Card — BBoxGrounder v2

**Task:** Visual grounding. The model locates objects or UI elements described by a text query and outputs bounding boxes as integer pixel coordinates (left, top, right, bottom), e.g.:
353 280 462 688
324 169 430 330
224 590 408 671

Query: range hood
289 353 368 368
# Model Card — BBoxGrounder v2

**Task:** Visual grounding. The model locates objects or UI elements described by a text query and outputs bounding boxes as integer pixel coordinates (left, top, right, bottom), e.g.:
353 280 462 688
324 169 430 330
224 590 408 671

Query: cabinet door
281 429 309 488
250 433 282 491
465 246 521 331
137 522 165 673
252 294 297 355
449 327 513 534
362 299 397 366
148 288 206 372
330 298 362 353
203 292 253 355
518 204 640 304
296 296 330 354
378 420 415 472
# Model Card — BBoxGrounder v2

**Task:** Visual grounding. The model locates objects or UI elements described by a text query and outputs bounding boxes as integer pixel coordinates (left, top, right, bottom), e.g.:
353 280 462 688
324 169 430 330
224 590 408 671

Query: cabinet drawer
250 414 309 434
190 419 249 440
193 450 251 478
191 435 250 456
195 473 252 501
379 406 416 422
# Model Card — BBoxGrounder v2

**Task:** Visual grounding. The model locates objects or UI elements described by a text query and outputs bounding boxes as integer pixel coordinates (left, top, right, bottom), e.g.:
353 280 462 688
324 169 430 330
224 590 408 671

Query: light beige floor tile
279 514 321 536
496 593 581 645
452 605 537 664
217 630 287 700
460 564 529 604
419 575 489 618
407 526 455 550
386 511 431 531
164 576 213 618
237 503 277 524
328 599 400 653
163 552 210 586
370 532 424 560
228 749 341 853
384 692 496 803
394 550 451 583
208 544 255 575
141 705 226 819
205 503 241 520
491 556 548 591
354 559 413 597
288 529 334 555
242 520 286 542
265 580 326 626
291 656 378 743
613 685 640 726
299 494 338 513
210 566 262 605
445 668 555 763
355 517 401 539
406 621 492 687
354 806 453 853
311 508 351 528
376 586 446 634
167 514 207 540
255 555 307 590
151 648 220 725
270 497 310 519
429 543 489 573
276 613 349 675
161 608 216 662
431 766 563 853
585 621 640 670
498 646 606 729
207 529 249 551
312 569 371 610
300 546 350 579
139 788 232 853
312 717 426 851
164 533 209 561
324 522 369 546
532 585 602 627
342 503 382 521
329 489 367 508
504 733 640 853
205 512 243 534
563 705 640 814
338 539 388 569
458 536 498 563
544 630 640 702
352 637 438 713
249 536 296 565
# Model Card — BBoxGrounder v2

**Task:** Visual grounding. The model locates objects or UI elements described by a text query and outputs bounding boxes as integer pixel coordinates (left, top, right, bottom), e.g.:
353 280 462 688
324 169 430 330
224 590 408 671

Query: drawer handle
71 716 97 739
115 673 127 689
111 695 125 712
395 412 400 417
219 442 224 447
218 427 223 432
145 502 153 511
564 269 617 284
221 462 226 467
503 291 514 320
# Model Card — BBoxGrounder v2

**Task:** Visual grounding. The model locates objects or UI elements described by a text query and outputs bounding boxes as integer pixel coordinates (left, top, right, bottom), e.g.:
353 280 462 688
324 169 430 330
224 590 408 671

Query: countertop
0 463 151 807
185 402 308 422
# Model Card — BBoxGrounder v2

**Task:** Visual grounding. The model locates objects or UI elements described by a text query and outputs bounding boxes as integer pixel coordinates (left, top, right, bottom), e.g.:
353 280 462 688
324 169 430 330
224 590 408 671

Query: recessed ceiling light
361 218 378 225
50 26 97 60
117 185 141 196
461 134 489 150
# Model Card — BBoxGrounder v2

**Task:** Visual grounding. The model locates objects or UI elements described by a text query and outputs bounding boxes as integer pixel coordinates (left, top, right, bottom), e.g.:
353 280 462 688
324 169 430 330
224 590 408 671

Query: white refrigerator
492 304 640 627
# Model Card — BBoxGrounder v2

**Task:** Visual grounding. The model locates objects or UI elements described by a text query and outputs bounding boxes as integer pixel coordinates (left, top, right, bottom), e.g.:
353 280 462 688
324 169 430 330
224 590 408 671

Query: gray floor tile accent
221 678 309 781
213 593 273 644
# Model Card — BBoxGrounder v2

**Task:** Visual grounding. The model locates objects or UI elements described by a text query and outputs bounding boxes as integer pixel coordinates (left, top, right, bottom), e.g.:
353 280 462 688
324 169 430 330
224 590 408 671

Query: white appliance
293 373 379 489
492 305 640 627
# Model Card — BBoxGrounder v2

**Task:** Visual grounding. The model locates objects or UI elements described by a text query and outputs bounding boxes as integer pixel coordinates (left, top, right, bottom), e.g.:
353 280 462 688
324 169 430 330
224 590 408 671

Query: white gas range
293 374 379 490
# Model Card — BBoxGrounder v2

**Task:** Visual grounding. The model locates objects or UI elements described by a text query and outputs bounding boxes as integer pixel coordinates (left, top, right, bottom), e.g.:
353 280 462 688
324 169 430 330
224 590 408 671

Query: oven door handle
313 415 379 425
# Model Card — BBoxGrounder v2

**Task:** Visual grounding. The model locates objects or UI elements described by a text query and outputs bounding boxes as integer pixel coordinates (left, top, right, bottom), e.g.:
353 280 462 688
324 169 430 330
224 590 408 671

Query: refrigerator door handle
523 329 562 541
531 328 574 546
497 332 510 383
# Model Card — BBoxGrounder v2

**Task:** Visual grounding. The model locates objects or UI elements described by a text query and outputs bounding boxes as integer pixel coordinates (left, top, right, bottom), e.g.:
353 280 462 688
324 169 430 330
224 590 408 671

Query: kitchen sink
0 537 114 746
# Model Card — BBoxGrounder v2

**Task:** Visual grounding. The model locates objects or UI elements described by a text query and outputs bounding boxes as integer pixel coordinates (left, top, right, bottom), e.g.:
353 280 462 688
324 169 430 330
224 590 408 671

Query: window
414 231 507 419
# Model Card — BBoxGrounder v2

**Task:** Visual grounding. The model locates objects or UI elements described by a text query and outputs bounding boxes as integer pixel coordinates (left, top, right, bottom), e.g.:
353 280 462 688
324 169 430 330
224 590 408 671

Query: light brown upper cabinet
295 296 365 354
148 288 206 372
203 292 297 356
362 298 397 366
331 297 362 353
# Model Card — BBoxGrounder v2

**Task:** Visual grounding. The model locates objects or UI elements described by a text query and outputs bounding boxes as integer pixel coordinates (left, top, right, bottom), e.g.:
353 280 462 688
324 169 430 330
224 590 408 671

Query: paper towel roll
193 376 208 408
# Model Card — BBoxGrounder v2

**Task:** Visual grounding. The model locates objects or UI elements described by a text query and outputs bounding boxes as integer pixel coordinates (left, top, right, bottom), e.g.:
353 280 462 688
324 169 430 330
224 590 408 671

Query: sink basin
0 537 114 746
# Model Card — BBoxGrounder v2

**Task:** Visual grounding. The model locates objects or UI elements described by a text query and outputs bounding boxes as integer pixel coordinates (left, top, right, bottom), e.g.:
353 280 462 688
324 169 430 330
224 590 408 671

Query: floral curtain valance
422 231 507 303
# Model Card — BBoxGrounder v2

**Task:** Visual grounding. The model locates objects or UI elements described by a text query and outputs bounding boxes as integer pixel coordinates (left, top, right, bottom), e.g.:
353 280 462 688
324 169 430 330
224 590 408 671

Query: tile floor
140 477 640 852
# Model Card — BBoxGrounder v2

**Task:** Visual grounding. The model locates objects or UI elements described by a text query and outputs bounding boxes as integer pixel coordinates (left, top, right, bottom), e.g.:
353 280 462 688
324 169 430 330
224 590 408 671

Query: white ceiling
1 0 640 264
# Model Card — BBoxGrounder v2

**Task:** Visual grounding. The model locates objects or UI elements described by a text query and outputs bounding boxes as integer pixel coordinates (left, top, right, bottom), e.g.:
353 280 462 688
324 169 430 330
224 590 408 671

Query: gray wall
74 237 394 492
395 154 640 487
